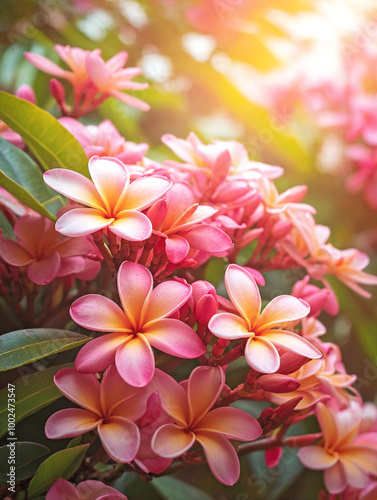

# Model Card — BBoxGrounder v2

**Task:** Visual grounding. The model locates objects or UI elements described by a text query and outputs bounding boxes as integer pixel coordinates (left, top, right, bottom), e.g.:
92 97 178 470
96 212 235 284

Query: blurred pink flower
46 478 127 500
71 261 205 386
44 156 171 240
208 264 321 373
151 366 262 485
0 215 98 285
298 402 377 494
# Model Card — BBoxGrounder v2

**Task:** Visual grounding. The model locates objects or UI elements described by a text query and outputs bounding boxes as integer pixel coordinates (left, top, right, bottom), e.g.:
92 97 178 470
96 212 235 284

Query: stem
93 231 116 275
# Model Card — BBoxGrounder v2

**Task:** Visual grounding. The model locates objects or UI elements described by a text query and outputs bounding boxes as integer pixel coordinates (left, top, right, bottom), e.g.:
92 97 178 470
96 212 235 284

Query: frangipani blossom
298 403 377 494
45 366 147 463
0 215 99 285
208 264 321 373
44 156 171 240
151 366 262 485
46 478 127 500
71 261 205 386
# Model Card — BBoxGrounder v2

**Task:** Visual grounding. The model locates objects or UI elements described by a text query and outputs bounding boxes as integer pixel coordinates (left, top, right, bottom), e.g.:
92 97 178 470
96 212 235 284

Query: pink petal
71 294 133 332
297 446 339 470
143 318 205 358
260 329 321 360
173 205 217 231
119 176 171 212
161 134 199 164
54 367 102 415
340 457 369 489
225 264 261 329
165 235 189 263
98 416 140 463
341 445 377 475
146 369 190 425
56 208 111 237
143 280 192 324
188 366 224 426
110 90 151 111
208 312 250 339
115 334 155 387
110 210 152 241
14 215 46 250
86 54 112 91
256 296 310 333
75 332 130 374
245 337 280 373
45 409 100 439
117 261 153 330
25 52 71 79
265 447 283 468
324 462 347 494
88 156 129 214
43 169 104 209
27 252 61 285
316 403 338 450
46 478 79 500
106 51 128 71
185 225 233 253
152 424 195 458
76 480 127 499
0 239 33 266
196 407 261 441
195 430 240 486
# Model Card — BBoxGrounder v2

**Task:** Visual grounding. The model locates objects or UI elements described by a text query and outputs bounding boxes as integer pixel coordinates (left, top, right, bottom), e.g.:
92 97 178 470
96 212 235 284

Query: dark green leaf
0 329 90 372
0 442 50 483
0 136 63 219
152 477 212 500
0 91 89 177
28 444 89 497
0 363 73 438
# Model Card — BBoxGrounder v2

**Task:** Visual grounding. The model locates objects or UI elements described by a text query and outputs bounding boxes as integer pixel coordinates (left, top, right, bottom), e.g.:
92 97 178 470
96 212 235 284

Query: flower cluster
1 45 377 498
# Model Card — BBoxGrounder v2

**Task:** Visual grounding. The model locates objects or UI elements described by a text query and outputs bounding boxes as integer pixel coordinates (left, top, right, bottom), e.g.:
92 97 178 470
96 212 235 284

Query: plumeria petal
324 462 347 494
98 416 140 463
56 208 111 237
119 176 171 212
208 312 250 339
341 445 377 474
115 334 155 387
188 366 224 426
165 235 190 263
245 337 280 373
143 318 205 358
110 210 152 241
43 169 104 209
256 296 310 333
225 264 261 329
0 239 33 266
196 407 261 441
185 225 233 253
46 478 79 500
117 262 153 330
25 52 72 79
100 365 141 419
54 368 102 415
195 430 240 486
259 329 321 359
26 252 61 285
88 156 129 214
71 294 133 332
45 409 100 439
143 280 192 323
340 457 369 489
316 403 338 450
152 424 195 458
297 446 339 470
75 332 130 373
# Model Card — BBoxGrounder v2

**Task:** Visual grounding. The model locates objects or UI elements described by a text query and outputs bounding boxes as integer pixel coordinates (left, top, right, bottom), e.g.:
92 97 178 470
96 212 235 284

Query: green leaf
0 136 63 220
0 442 50 483
152 477 212 500
28 444 89 498
0 91 89 177
0 362 73 438
0 329 91 372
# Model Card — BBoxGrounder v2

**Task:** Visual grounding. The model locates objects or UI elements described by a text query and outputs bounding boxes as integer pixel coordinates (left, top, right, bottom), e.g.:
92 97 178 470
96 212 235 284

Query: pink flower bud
16 84 35 104
276 396 303 418
271 220 293 240
265 447 283 468
50 78 66 107
257 374 300 393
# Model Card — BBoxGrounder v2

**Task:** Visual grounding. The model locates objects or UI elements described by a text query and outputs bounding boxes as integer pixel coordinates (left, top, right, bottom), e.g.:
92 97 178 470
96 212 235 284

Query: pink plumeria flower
45 365 149 463
151 366 262 486
0 215 98 285
59 118 148 163
298 402 377 494
46 478 127 500
208 264 321 373
0 187 37 217
71 261 205 387
44 156 171 240
85 51 150 111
